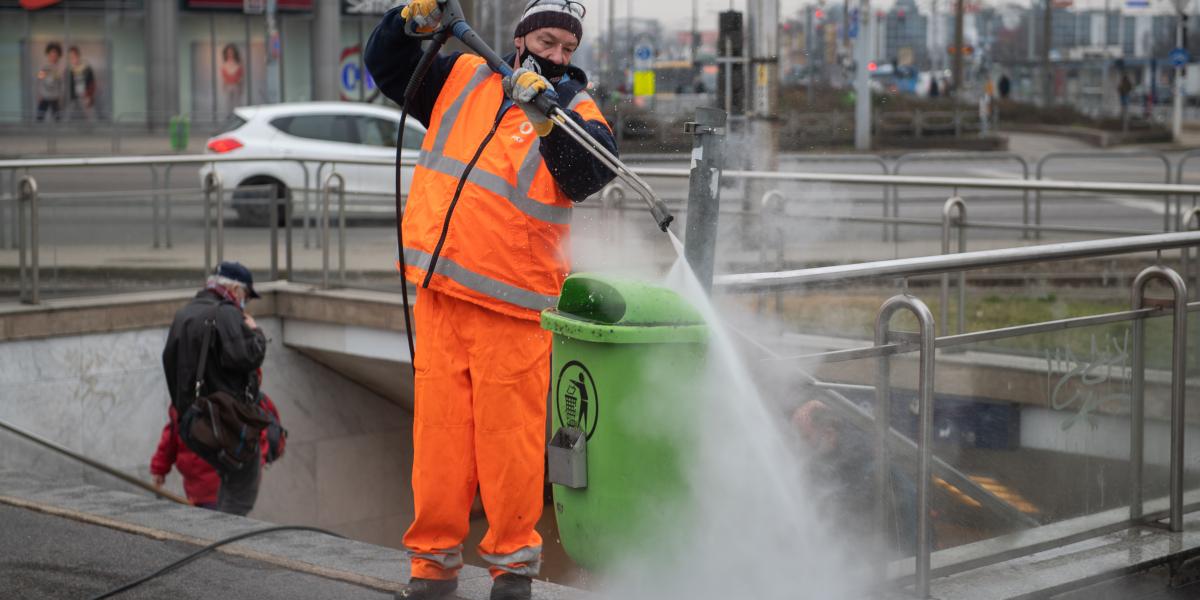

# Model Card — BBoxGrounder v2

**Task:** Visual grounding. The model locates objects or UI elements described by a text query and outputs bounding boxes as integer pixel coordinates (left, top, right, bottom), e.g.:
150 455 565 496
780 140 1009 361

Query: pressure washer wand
418 0 675 232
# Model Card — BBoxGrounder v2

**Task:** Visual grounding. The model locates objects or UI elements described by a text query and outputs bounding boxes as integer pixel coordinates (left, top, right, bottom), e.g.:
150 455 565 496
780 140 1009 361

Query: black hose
87 525 344 600
395 30 452 375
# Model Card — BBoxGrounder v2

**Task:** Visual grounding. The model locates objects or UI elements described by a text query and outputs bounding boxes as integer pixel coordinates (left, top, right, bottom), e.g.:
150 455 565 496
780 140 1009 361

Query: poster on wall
191 41 267 120
25 37 109 122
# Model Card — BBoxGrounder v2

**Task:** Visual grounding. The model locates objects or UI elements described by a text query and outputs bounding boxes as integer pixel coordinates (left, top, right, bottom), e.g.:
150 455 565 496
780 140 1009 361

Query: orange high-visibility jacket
401 55 610 321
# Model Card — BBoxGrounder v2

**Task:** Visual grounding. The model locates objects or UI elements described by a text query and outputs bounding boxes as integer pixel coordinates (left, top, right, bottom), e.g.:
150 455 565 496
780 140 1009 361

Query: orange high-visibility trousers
403 288 551 581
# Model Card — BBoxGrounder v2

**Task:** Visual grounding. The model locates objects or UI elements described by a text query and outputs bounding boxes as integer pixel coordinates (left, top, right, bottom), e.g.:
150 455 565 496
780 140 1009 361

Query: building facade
0 0 493 125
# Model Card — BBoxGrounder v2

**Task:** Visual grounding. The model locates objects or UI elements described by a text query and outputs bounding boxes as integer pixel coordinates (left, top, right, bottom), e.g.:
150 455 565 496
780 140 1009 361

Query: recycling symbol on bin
556 360 599 441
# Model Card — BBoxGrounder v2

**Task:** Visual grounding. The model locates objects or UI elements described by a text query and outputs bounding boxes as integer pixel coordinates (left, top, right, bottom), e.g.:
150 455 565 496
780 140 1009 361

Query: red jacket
150 406 220 505
151 396 282 506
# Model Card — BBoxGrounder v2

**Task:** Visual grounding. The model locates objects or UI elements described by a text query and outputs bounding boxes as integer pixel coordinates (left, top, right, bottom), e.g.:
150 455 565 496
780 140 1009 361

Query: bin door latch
547 426 587 489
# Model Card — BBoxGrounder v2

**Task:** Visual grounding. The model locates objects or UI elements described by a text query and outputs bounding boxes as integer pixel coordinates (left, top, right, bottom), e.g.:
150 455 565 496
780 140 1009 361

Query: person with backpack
162 261 268 516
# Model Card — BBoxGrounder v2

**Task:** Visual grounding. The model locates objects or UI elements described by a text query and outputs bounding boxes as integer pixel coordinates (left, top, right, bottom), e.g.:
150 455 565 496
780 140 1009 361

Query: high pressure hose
394 26 452 373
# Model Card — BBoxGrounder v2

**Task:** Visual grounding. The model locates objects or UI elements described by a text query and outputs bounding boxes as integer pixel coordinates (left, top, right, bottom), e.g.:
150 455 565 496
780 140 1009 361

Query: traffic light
814 8 824 20
718 11 745 115
868 61 878 72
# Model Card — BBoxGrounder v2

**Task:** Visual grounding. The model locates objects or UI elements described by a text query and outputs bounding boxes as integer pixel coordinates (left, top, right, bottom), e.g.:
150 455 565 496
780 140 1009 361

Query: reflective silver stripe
480 545 542 576
430 63 494 154
408 546 464 570
404 248 559 311
567 91 593 111
417 146 573 225
417 59 572 225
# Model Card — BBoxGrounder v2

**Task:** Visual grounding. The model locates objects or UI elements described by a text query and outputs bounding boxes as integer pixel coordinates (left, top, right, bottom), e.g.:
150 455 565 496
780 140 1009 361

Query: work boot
489 574 532 600
394 577 457 599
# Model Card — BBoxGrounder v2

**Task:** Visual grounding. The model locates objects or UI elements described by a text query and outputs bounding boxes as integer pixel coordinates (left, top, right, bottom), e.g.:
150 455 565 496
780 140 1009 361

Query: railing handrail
716 231 1200 291
5 154 1200 197
0 154 420 170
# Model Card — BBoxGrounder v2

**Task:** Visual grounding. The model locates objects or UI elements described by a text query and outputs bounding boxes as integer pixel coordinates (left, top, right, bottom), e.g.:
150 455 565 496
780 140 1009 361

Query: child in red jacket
150 405 221 508
151 389 284 510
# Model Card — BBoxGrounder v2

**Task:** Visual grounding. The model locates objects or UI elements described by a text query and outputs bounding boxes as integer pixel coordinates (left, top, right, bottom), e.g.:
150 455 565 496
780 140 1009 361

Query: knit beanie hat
514 0 584 43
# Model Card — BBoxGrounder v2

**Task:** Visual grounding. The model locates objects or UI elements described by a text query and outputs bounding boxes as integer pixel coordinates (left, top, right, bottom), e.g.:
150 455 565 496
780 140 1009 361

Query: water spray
408 0 675 232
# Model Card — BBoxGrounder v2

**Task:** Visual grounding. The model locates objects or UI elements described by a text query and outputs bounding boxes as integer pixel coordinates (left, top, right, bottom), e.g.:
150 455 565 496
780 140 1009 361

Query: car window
354 116 425 150
217 114 246 135
272 115 357 144
356 116 396 148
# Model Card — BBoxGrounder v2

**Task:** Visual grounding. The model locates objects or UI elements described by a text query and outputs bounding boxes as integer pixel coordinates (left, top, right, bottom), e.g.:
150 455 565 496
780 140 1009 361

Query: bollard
683 107 727 295
203 171 221 273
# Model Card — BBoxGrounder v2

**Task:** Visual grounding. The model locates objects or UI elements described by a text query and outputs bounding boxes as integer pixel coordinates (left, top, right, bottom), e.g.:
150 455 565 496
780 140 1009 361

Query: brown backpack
179 308 269 472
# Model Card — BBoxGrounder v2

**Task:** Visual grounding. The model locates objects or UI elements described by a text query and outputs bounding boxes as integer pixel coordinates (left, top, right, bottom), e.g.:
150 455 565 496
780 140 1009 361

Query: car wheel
233 177 291 227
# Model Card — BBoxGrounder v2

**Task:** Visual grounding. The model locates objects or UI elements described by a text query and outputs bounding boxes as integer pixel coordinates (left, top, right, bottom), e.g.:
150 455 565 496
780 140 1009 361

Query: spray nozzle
651 199 675 232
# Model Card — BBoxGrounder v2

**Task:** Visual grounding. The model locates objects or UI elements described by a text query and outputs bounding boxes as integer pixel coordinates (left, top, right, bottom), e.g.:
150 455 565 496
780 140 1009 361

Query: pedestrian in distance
65 46 97 122
365 1 617 598
36 42 64 122
997 73 1011 100
162 261 267 516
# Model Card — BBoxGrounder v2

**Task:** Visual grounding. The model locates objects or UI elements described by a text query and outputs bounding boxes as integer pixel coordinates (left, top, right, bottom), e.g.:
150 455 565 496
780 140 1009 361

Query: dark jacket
162 290 267 412
363 7 617 201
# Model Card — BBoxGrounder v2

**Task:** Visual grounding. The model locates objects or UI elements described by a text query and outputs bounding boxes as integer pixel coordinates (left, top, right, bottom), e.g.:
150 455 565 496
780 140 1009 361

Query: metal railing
7 153 1200 305
715 230 1200 597
0 417 189 505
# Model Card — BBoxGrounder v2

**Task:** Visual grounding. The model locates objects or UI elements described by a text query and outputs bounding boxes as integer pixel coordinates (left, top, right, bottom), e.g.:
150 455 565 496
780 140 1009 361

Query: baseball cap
215 261 261 299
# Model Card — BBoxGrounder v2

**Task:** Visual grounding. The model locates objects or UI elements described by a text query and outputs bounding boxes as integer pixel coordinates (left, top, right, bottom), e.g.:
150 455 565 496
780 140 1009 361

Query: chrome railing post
203 170 220 273
337 173 347 285
163 164 176 248
600 183 624 242
17 176 39 305
1130 266 1188 532
321 169 344 289
150 165 161 249
761 190 786 315
941 197 967 336
269 181 280 281
875 293 937 598
215 175 226 265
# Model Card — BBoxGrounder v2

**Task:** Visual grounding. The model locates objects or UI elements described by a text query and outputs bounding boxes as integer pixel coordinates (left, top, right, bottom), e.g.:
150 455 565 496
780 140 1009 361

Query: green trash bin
168 115 190 152
541 273 708 570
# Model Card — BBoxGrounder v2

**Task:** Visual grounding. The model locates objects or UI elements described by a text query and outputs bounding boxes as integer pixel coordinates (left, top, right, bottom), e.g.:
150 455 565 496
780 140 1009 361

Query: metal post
269 182 279 281
684 108 727 294
337 174 347 285
203 171 220 272
941 197 967 336
18 176 39 305
321 170 343 289
164 164 176 248
875 293 936 598
216 175 226 265
151 165 161 249
1130 266 1188 532
285 175 294 280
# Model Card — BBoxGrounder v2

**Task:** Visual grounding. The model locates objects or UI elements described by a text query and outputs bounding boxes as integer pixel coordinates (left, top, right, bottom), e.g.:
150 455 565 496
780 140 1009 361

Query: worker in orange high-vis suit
365 2 616 599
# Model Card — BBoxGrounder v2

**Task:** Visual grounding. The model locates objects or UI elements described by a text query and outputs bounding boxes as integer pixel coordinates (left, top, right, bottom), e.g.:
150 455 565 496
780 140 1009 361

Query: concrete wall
0 317 415 548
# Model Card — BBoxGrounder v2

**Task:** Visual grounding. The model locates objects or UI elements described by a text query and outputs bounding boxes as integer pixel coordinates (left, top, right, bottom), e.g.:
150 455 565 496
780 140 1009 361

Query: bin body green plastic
541 274 707 570
168 115 190 152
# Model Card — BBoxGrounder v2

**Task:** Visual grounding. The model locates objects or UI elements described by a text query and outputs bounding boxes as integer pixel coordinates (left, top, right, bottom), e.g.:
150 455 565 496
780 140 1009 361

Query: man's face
69 50 80 66
515 27 578 67
46 49 60 65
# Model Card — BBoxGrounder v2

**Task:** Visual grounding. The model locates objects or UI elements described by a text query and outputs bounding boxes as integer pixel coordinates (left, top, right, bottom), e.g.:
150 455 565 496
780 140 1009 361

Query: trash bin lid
540 274 708 344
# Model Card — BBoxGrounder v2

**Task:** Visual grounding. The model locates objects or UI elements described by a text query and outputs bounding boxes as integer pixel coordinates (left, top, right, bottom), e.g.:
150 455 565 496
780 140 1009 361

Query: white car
199 102 426 225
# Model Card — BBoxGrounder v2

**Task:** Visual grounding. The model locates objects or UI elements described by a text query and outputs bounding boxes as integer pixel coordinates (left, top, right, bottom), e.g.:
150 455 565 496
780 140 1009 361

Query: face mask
519 45 568 80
